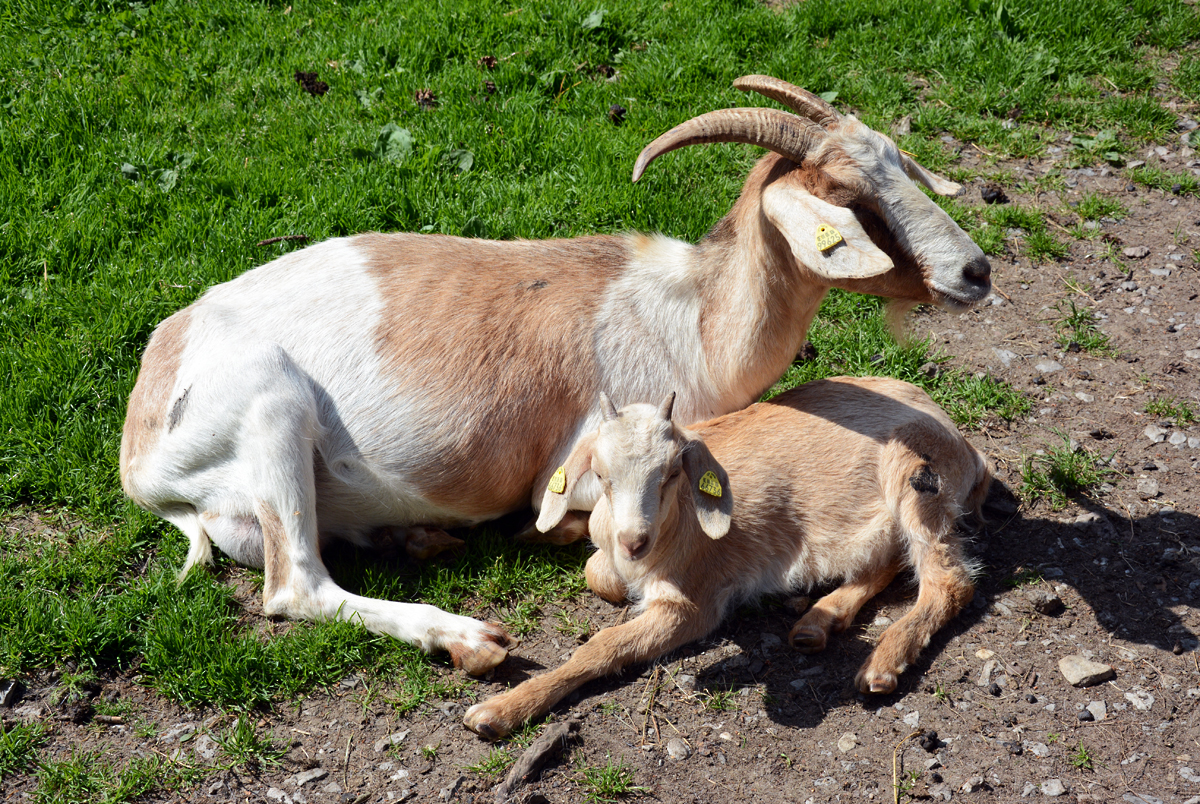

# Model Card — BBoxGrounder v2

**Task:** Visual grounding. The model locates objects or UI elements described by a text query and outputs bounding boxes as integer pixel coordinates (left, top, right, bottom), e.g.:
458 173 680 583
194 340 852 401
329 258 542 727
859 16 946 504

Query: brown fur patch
255 500 291 602
360 233 622 517
119 309 191 495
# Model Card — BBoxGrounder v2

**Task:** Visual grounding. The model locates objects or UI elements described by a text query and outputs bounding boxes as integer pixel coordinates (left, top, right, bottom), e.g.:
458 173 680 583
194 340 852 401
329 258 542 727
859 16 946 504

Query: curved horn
632 108 825 182
733 75 842 129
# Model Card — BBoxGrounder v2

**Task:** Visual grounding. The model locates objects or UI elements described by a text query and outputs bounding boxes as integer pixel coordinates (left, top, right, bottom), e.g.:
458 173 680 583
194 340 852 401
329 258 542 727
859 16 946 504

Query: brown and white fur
463 377 990 739
119 77 991 674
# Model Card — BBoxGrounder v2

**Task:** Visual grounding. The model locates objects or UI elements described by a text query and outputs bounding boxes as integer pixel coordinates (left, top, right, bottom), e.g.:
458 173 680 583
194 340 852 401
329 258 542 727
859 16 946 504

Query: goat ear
682 436 732 540
899 153 962 197
761 183 894 280
536 433 597 533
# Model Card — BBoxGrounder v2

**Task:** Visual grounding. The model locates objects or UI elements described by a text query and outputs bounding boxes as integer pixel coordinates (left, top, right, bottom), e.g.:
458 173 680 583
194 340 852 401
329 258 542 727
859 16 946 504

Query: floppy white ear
761 183 894 280
899 153 962 197
536 433 597 532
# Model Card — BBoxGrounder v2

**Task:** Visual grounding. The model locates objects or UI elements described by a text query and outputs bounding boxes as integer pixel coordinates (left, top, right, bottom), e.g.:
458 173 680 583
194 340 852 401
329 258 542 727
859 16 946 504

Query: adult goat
120 75 991 673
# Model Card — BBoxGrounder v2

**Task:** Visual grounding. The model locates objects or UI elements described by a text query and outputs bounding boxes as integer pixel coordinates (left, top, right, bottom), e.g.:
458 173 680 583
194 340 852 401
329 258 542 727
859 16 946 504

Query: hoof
463 702 509 741
448 622 517 676
856 669 898 694
788 624 827 654
405 527 466 561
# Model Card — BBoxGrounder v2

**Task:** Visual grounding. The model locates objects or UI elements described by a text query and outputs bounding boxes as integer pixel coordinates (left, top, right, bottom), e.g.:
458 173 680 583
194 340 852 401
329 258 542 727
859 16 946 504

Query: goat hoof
463 703 509 741
788 624 827 654
448 623 517 675
405 527 466 561
856 670 898 694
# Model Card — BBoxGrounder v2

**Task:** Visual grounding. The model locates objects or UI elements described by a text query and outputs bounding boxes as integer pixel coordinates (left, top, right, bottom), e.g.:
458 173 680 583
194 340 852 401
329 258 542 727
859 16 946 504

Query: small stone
1123 246 1151 259
676 674 696 691
920 361 941 378
1150 267 1172 278
993 348 1017 367
1029 742 1050 757
872 615 893 627
838 733 860 753
1169 431 1187 446
919 730 940 752
1180 767 1200 783
1026 589 1065 616
1042 779 1067 797
903 711 920 728
1136 478 1160 500
718 732 732 741
962 775 985 793
1003 740 1023 755
1058 656 1115 687
988 682 1002 697
1077 708 1094 722
266 788 290 803
374 730 410 752
976 648 995 660
1144 424 1167 443
981 184 1009 204
1124 688 1154 711
1035 360 1063 373
929 782 952 801
1086 701 1106 721
1025 694 1037 704
1074 392 1094 403
194 733 217 761
291 769 328 787
759 633 782 652
666 738 691 760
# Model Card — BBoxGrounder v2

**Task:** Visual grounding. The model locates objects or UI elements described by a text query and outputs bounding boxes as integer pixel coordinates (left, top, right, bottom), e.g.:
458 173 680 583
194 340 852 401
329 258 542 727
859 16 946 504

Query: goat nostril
963 256 991 284
622 536 649 558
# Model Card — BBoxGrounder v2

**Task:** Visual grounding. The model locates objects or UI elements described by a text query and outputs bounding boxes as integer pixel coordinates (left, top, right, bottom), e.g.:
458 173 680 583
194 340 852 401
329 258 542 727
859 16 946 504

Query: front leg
464 599 706 740
585 550 627 603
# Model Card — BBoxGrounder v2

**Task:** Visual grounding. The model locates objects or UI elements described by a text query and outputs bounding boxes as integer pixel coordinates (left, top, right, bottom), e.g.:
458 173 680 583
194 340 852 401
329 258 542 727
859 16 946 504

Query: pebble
1150 267 1172 278
266 788 291 804
291 769 328 787
1025 694 1038 704
322 782 344 793
1123 246 1151 259
676 674 697 691
374 730 410 752
719 732 733 741
1169 431 1187 446
1124 688 1155 711
1026 589 1065 616
1086 701 1107 721
961 775 985 793
666 738 691 760
903 711 920 728
1029 742 1050 758
1035 360 1063 373
194 734 217 761
1077 708 1094 722
1180 768 1200 783
837 733 860 753
1042 779 1067 797
1074 392 1095 403
928 782 952 801
1144 424 1167 443
1136 478 1160 500
759 633 782 652
1058 655 1114 687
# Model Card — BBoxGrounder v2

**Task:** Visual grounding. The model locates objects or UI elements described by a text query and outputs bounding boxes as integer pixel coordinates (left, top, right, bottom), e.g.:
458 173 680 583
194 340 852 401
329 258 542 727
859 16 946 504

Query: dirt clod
293 71 329 96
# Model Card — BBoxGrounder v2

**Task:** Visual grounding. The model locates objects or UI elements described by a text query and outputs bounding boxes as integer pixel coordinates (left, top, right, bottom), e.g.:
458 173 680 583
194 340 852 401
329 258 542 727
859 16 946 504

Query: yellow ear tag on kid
815 224 843 252
548 466 567 494
698 470 722 498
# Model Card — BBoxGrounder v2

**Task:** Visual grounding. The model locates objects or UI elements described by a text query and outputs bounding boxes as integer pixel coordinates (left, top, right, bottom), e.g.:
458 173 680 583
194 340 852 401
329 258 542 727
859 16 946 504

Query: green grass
0 0 1196 713
1073 192 1126 222
577 753 647 803
466 746 517 779
1145 395 1198 425
1069 742 1095 772
1020 432 1112 509
1054 299 1115 355
1126 165 1200 196
0 722 46 781
34 752 170 804
213 716 287 771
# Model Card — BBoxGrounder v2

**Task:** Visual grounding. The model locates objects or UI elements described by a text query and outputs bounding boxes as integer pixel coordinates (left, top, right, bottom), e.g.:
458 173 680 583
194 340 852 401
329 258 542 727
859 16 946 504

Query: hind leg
158 344 515 674
789 558 901 653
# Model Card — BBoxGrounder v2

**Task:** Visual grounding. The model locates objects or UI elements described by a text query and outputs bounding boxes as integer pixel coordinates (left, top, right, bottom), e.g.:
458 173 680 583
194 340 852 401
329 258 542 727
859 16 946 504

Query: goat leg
585 551 628 603
788 559 901 653
464 599 705 740
855 549 973 694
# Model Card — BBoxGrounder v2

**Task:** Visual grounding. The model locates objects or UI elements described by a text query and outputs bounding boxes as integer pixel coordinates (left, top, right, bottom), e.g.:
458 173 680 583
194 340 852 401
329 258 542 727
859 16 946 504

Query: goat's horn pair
632 75 837 182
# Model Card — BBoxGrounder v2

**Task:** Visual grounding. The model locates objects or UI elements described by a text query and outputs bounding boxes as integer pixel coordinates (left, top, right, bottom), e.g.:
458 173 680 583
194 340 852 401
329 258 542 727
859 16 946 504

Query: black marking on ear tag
909 464 941 496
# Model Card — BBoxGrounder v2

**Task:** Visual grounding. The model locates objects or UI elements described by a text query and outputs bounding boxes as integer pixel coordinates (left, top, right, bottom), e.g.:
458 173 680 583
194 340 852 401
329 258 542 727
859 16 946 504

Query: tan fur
119 309 191 494
360 233 621 517
464 377 990 738
254 499 291 605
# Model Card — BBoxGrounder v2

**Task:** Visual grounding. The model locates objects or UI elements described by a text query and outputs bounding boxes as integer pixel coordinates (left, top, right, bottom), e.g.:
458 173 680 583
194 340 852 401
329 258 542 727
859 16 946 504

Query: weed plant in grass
1054 299 1116 356
1021 432 1112 509
1144 396 1197 426
34 752 168 804
1126 165 1200 196
466 746 517 779
577 753 646 803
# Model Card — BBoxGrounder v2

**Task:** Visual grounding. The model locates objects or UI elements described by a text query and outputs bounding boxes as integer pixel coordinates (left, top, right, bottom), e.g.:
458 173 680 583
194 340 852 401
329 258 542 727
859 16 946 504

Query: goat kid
464 378 990 739
121 76 990 674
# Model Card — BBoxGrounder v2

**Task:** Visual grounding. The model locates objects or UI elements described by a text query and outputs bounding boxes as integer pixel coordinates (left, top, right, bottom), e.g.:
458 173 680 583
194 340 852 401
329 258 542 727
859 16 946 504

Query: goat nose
619 533 649 559
962 254 991 285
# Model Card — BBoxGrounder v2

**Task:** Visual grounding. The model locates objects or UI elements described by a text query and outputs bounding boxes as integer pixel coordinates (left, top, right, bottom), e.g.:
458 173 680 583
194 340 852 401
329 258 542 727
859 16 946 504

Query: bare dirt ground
2 140 1199 804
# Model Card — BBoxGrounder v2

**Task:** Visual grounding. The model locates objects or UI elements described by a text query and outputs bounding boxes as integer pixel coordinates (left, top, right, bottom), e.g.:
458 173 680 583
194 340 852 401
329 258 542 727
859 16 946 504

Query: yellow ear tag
548 466 567 494
815 224 843 252
698 470 722 498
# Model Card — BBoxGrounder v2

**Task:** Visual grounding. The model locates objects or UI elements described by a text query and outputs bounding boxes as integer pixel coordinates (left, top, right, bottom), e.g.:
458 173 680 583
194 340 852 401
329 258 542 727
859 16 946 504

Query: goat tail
160 505 213 583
